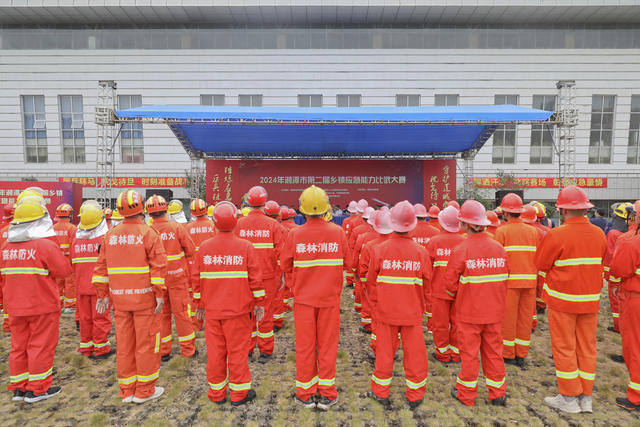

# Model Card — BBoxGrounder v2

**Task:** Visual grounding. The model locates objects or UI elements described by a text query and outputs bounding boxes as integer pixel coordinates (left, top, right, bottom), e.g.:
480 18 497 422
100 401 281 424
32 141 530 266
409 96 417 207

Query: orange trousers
371 321 428 402
548 308 597 396
354 279 362 313
249 278 277 355
62 274 76 309
294 303 340 401
114 308 161 399
160 285 196 357
77 294 112 356
8 312 59 395
609 281 621 331
206 313 252 402
621 291 640 404
360 285 372 330
502 287 536 359
456 321 506 406
431 297 460 362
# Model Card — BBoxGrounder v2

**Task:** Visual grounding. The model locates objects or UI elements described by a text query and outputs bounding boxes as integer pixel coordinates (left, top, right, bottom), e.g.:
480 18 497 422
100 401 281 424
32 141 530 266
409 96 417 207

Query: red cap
247 186 268 207
438 206 460 233
556 185 594 210
446 200 460 210
390 200 417 232
413 203 428 218
279 206 289 219
265 200 280 216
521 204 537 224
458 200 491 226
213 201 237 231
500 193 525 213
427 205 440 219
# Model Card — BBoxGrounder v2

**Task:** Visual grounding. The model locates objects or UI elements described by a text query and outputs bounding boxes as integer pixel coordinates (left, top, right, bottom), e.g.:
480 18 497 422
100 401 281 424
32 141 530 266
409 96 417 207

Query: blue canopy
115 105 554 158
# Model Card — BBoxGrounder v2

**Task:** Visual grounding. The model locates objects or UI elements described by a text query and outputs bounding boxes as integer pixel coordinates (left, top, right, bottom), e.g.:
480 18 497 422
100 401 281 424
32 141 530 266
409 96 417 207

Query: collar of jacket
123 217 144 224
467 231 491 240
507 217 523 224
305 216 325 225
391 233 412 240
562 216 590 226
248 209 265 217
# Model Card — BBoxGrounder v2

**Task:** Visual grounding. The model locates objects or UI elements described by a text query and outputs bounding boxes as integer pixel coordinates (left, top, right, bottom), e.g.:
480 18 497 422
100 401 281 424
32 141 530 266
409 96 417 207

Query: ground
0 287 639 427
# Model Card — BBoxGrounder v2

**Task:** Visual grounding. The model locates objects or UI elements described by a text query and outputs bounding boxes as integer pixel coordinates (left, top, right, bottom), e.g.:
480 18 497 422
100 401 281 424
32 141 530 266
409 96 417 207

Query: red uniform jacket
0 237 72 316
349 221 372 250
611 232 640 293
352 230 378 271
184 216 216 251
342 215 364 236
92 217 168 312
192 232 265 318
428 218 443 232
70 234 103 296
369 234 432 325
409 221 440 249
427 231 466 301
604 228 623 281
53 218 77 257
282 221 297 231
280 217 351 307
494 218 539 289
235 210 284 280
535 216 606 314
359 234 391 289
151 216 196 288
444 232 509 324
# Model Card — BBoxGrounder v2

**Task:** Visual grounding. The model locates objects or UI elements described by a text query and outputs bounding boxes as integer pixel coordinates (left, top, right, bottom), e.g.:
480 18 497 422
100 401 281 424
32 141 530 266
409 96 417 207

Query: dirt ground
0 286 639 427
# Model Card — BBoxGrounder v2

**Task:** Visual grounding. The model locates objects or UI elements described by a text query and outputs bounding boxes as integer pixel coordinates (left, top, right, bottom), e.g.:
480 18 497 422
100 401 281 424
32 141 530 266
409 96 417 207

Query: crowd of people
0 184 639 414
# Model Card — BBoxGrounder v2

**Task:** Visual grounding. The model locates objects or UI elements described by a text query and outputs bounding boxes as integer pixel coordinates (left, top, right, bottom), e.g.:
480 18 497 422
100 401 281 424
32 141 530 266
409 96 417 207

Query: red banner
58 176 187 188
0 181 82 220
472 177 608 189
206 159 456 208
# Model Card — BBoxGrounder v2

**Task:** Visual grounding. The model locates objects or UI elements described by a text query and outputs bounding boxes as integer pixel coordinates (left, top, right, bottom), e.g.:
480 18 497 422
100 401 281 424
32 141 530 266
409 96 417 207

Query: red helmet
438 206 460 233
556 185 594 210
347 201 358 214
500 193 525 213
117 189 144 218
486 211 500 227
413 203 428 218
56 203 73 218
265 200 280 216
446 200 460 210
458 200 491 226
145 194 168 214
372 210 393 235
103 207 113 220
190 198 207 217
521 204 537 224
3 203 15 221
363 206 375 220
427 205 440 219
213 201 238 232
247 186 268 207
356 199 368 213
279 206 289 219
288 208 296 218
390 200 417 233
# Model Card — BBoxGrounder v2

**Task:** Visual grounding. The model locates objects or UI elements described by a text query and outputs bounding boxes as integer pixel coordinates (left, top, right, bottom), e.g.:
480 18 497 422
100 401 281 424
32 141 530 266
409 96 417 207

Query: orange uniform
70 234 112 357
349 221 373 313
92 217 168 400
54 218 77 310
494 218 539 359
535 216 606 397
353 230 378 329
533 223 549 315
342 214 363 285
410 221 441 326
1 237 72 395
273 221 296 328
0 224 10 332
369 234 431 403
185 216 216 328
280 217 351 402
279 220 297 313
192 232 265 403
444 232 509 406
427 231 466 362
151 217 197 357
235 210 284 355
610 233 640 405
605 229 624 331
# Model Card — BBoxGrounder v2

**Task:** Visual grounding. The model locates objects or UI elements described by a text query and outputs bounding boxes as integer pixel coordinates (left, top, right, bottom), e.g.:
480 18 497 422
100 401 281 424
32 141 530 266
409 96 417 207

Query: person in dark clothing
590 208 608 232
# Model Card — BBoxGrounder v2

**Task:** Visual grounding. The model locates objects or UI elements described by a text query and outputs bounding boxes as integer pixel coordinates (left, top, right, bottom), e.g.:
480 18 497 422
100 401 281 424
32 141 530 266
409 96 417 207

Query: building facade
1 1 639 209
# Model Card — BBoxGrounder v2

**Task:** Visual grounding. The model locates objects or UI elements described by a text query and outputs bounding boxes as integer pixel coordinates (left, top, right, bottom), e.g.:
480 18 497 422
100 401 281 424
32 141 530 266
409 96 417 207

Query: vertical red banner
423 159 457 208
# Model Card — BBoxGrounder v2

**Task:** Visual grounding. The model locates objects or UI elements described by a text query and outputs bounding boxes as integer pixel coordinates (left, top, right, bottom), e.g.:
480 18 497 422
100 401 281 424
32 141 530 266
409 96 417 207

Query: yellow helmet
168 200 183 215
614 202 633 220
17 189 45 206
299 185 330 216
78 202 104 230
111 208 124 220
241 207 251 217
207 205 214 217
11 200 47 224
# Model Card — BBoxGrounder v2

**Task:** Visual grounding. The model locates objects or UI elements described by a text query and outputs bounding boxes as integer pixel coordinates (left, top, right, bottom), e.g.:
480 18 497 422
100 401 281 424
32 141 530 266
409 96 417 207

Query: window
118 95 143 163
396 95 420 107
627 95 640 164
21 95 47 163
200 94 225 106
434 94 459 106
238 95 262 107
530 95 556 164
59 95 85 163
492 95 518 164
336 94 361 107
298 94 322 107
589 95 616 164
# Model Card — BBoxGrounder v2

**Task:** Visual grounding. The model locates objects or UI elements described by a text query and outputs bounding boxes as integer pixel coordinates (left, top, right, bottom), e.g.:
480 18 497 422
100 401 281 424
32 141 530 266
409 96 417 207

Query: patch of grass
88 411 109 427
141 415 170 427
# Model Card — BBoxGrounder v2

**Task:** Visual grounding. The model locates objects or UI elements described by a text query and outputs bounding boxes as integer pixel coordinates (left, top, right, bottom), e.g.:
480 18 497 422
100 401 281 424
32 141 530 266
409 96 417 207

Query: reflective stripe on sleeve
107 266 150 274
538 271 547 278
253 243 275 249
92 275 109 283
294 259 344 268
200 271 249 279
253 290 266 298
543 283 601 303
377 275 423 286
504 246 536 252
150 277 165 285
553 257 602 267
166 252 185 261
71 257 98 264
459 274 509 284
508 274 538 280
0 267 49 275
